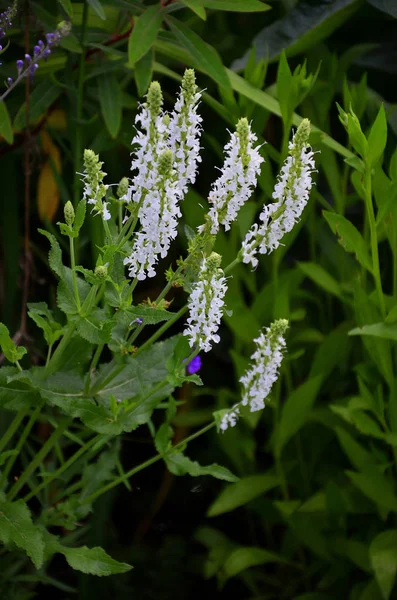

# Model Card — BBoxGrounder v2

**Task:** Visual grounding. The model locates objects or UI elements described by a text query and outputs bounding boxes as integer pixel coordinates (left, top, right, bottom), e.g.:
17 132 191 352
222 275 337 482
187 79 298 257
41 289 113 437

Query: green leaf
367 0 397 19
87 0 106 20
222 546 286 581
14 82 61 131
62 545 132 576
77 310 112 344
347 467 397 512
275 376 323 456
73 200 86 235
276 51 293 124
128 6 163 65
38 229 65 278
349 322 397 342
166 452 238 482
322 210 373 272
134 48 153 97
0 367 40 411
0 450 18 467
28 303 63 346
335 426 376 471
201 0 270 11
207 473 279 517
0 323 27 363
367 105 387 167
167 16 230 89
0 101 13 144
58 0 74 16
0 496 45 568
98 73 122 138
370 530 397 600
297 262 342 297
180 0 206 19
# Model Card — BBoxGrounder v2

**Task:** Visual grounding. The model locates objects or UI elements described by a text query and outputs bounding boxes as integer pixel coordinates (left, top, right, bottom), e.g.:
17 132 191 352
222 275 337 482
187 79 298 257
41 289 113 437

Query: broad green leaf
58 0 74 16
207 473 279 517
77 310 112 344
0 324 27 363
14 82 61 131
347 467 397 512
297 262 342 297
63 545 132 575
80 442 119 500
233 0 360 65
370 530 397 600
222 546 286 581
98 74 122 138
87 0 106 20
38 229 65 278
0 496 44 568
167 16 230 89
367 105 387 167
0 101 13 144
349 322 397 342
275 376 323 456
201 0 270 10
180 0 206 19
128 6 163 65
0 367 40 411
166 452 238 482
322 210 373 272
134 49 153 97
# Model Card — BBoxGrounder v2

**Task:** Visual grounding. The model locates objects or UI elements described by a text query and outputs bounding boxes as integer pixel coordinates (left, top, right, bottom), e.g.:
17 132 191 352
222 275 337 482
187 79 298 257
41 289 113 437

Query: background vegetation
1 0 397 598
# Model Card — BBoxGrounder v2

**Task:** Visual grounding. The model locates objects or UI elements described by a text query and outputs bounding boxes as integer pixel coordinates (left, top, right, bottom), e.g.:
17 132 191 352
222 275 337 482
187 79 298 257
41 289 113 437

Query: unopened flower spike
219 319 289 432
201 118 264 235
183 253 228 353
124 149 183 280
241 119 315 267
169 68 203 194
0 1 17 39
81 149 110 221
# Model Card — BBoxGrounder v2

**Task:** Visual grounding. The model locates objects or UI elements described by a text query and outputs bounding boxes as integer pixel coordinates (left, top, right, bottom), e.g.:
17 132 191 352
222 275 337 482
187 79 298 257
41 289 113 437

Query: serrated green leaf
0 367 40 411
322 210 373 272
77 310 112 344
0 324 27 363
39 229 65 278
128 6 163 65
166 452 238 482
0 101 13 144
62 545 132 575
98 74 122 138
0 497 45 568
167 16 230 89
207 473 279 517
370 530 397 600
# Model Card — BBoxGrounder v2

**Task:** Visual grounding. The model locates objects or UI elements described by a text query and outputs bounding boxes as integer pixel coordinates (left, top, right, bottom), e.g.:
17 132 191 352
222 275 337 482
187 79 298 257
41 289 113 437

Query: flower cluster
0 1 17 39
241 119 315 268
203 118 264 235
184 253 227 353
81 149 110 221
219 319 289 431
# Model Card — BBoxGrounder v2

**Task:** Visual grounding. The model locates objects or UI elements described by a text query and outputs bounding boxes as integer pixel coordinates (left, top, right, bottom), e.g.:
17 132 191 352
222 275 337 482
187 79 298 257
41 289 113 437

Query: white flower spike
183 253 228 353
204 118 264 235
241 119 315 267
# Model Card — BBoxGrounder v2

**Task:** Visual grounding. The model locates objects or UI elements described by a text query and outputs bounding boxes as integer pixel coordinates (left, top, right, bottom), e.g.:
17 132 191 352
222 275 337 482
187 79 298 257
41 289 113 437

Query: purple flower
186 355 202 375
16 59 23 73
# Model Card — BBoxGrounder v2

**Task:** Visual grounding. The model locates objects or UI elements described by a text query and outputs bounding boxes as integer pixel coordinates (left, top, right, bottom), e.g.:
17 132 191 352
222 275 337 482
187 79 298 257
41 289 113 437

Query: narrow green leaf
0 497 45 568
207 474 279 517
201 0 270 11
297 262 342 297
222 547 286 581
335 426 376 471
63 545 132 575
167 16 230 89
370 530 397 600
98 74 122 138
0 101 13 144
349 322 397 342
166 452 238 482
128 6 163 65
87 0 106 20
0 323 27 363
134 49 153 97
38 230 65 278
57 0 74 16
277 51 293 124
322 210 373 272
180 0 206 19
367 104 387 167
347 467 397 512
14 82 61 131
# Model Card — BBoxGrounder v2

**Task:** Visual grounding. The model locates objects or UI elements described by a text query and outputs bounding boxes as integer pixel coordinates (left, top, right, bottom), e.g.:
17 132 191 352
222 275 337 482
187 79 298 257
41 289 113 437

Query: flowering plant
0 68 314 581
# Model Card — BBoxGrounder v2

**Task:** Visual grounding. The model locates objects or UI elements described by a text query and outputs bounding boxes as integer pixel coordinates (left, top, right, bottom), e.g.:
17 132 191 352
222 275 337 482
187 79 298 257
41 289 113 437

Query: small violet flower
185 355 202 375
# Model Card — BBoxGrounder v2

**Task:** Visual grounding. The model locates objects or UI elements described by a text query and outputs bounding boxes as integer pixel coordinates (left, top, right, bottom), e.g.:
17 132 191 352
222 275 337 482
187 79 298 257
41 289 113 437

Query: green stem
44 321 77 378
7 417 73 501
23 433 101 502
224 256 241 275
0 402 44 490
80 422 215 506
70 236 81 311
0 407 30 457
73 0 89 210
364 168 386 318
134 305 188 358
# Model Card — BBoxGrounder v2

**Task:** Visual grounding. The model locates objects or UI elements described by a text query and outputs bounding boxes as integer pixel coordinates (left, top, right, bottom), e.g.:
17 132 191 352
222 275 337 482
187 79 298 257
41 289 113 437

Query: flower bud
94 265 108 279
64 200 75 226
117 177 129 199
